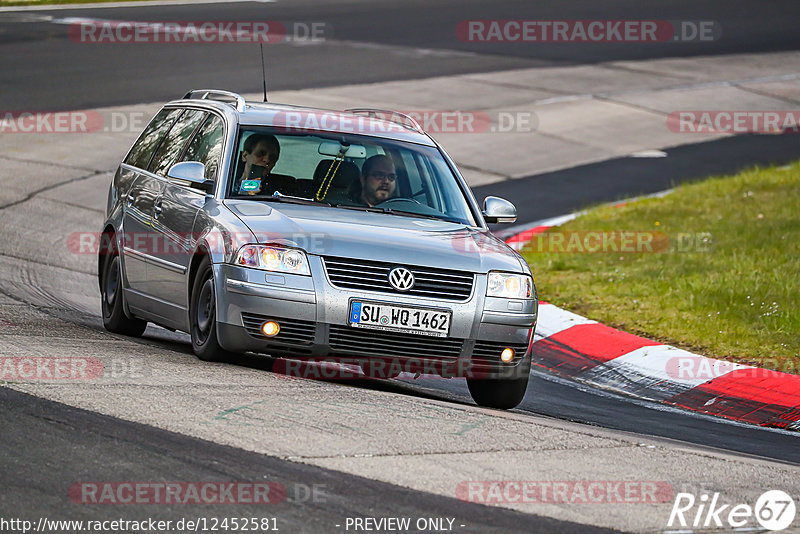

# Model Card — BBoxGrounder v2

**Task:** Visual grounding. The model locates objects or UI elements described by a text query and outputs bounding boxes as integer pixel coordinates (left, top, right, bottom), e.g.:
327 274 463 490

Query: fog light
500 347 515 363
261 321 280 337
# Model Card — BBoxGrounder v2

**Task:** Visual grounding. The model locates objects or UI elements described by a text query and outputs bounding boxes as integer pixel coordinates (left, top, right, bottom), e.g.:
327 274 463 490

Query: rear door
152 112 224 316
140 108 207 324
120 108 182 299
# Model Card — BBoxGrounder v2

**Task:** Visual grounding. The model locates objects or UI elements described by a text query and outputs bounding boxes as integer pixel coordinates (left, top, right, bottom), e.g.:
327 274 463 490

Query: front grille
241 313 316 345
322 256 474 301
472 340 530 364
329 325 464 360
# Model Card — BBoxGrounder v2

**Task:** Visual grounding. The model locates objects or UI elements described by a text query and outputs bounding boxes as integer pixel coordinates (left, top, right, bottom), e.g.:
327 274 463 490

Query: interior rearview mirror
318 142 367 159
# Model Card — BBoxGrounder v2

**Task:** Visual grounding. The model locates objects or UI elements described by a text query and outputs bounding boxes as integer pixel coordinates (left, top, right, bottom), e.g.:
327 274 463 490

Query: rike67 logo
668 490 796 531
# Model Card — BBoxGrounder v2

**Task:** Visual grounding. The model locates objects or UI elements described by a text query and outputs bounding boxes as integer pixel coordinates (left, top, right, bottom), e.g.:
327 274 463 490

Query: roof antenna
260 43 268 103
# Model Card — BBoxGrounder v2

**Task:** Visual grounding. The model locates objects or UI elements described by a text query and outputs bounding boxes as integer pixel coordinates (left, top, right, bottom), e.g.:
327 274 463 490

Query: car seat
312 159 361 203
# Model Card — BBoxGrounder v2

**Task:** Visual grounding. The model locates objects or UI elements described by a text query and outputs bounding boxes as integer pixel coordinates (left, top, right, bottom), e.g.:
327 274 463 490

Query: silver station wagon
99 89 537 408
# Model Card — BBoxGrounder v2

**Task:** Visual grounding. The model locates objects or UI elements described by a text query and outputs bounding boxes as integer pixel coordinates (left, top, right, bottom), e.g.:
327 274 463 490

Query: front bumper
214 259 537 378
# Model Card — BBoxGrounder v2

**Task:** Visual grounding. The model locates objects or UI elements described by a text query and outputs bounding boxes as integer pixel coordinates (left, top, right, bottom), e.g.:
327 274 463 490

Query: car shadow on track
130 324 476 407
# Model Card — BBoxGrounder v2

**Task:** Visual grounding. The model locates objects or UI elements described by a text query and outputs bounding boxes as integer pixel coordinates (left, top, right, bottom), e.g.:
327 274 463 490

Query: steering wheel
377 197 423 207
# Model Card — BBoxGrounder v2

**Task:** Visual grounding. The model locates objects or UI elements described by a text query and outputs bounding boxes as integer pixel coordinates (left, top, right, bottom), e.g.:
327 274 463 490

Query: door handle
153 202 163 219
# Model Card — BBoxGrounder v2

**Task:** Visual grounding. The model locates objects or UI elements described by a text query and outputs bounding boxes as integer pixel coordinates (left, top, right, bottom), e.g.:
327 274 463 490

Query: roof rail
183 89 246 112
345 108 425 134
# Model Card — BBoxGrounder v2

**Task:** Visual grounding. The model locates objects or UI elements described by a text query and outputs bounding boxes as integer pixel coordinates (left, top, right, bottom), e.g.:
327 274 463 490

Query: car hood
224 200 525 273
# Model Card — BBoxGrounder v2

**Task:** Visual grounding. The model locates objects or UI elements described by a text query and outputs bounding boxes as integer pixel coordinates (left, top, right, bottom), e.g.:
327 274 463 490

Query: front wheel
467 361 530 409
189 256 232 362
100 245 147 337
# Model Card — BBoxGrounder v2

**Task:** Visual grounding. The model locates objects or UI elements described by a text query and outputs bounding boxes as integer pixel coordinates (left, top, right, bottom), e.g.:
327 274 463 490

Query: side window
401 152 424 196
124 108 182 169
425 157 455 215
405 151 436 208
181 115 224 180
149 109 206 176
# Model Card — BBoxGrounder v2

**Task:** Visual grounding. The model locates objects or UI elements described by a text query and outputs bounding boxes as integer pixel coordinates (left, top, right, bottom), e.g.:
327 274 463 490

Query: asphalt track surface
2 387 616 533
479 132 800 226
1 0 800 530
0 0 799 110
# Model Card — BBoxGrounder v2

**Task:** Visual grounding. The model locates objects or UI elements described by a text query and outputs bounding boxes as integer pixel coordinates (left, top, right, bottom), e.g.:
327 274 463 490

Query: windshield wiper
261 191 333 206
330 203 463 224
386 209 464 224
329 203 387 213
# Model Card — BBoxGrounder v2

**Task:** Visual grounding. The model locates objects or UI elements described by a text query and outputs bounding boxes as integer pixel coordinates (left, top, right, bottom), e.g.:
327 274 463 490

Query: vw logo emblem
388 267 415 291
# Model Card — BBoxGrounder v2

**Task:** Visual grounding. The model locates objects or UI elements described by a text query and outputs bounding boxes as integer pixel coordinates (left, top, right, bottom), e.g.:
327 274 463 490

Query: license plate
349 301 451 337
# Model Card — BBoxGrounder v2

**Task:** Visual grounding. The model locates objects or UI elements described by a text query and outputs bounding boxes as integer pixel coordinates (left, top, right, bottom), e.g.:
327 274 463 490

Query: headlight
487 272 533 299
234 244 310 275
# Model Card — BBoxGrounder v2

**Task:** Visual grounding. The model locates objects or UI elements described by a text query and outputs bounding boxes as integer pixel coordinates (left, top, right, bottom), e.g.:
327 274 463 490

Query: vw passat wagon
99 90 537 409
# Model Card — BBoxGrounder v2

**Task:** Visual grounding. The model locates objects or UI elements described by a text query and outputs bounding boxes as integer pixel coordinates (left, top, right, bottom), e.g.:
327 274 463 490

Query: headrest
313 159 361 189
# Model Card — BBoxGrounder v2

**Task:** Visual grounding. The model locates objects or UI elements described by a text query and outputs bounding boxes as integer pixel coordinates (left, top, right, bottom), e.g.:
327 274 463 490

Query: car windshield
227 127 477 226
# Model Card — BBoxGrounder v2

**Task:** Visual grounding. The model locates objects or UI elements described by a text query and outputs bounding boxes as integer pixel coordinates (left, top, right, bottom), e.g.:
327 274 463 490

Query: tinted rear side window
149 109 206 176
124 108 182 170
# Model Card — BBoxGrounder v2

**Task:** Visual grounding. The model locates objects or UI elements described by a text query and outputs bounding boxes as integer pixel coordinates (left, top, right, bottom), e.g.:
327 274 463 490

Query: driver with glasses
358 154 397 207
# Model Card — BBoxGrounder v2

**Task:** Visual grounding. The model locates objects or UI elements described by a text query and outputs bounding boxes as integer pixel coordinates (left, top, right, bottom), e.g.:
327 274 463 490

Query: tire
100 243 147 337
189 256 232 362
466 359 531 409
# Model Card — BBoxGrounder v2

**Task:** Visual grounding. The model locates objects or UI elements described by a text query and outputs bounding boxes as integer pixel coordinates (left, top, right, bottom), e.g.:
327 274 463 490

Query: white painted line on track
0 0 260 12
498 213 578 240
630 149 668 158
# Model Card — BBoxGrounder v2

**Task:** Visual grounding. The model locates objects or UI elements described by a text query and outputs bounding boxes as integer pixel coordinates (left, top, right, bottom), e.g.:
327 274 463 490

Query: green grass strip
523 161 800 373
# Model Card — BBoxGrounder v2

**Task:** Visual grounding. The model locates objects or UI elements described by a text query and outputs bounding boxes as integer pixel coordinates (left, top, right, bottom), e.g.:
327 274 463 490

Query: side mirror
167 161 215 194
482 196 517 224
